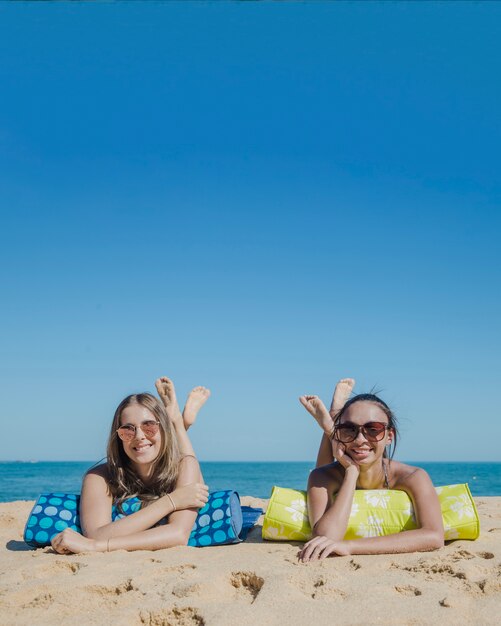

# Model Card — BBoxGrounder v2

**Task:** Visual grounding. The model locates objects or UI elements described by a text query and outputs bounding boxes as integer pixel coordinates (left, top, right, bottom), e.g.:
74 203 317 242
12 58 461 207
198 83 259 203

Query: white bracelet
167 493 177 512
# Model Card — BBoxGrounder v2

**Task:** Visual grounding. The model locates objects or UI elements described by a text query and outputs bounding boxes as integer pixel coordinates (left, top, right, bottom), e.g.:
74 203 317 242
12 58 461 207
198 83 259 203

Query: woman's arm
298 463 356 562
299 431 363 562
306 433 362 540
105 455 203 551
53 456 206 553
80 466 207 541
307 465 358 540
301 468 444 561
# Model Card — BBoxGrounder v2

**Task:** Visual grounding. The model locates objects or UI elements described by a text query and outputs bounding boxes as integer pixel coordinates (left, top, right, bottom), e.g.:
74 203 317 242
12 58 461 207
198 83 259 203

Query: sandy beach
0 496 499 625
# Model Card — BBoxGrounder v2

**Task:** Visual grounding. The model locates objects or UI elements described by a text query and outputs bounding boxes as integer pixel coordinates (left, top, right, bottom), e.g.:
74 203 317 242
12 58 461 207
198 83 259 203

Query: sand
0 496 500 625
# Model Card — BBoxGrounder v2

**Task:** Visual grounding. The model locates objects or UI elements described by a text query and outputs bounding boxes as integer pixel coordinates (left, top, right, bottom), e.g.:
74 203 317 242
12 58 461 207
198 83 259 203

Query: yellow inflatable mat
262 484 479 542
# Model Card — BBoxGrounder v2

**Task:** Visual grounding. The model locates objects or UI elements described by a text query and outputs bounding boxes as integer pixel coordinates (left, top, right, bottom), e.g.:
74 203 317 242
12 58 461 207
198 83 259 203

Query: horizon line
1 459 500 464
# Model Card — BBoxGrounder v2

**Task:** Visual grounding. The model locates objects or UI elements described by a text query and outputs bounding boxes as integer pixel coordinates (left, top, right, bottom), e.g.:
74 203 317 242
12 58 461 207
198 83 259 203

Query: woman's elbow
431 532 445 550
165 524 191 547
82 527 99 540
312 520 338 541
176 528 191 547
82 524 113 541
424 530 444 551
312 520 326 537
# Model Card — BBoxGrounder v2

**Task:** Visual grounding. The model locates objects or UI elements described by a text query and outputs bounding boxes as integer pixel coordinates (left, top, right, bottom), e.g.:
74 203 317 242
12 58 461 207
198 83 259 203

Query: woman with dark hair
298 379 444 561
51 377 210 554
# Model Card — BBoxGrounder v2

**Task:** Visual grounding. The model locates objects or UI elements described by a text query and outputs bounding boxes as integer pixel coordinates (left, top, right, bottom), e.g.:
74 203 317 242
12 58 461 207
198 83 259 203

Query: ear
386 429 394 445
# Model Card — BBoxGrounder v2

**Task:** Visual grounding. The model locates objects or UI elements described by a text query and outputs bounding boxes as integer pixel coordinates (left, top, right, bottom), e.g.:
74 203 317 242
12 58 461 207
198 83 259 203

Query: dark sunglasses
333 421 389 443
116 420 160 442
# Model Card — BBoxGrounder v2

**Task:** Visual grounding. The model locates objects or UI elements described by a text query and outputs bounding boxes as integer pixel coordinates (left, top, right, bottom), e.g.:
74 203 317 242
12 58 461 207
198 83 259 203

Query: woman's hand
170 482 209 511
51 528 99 554
331 439 360 474
299 535 351 562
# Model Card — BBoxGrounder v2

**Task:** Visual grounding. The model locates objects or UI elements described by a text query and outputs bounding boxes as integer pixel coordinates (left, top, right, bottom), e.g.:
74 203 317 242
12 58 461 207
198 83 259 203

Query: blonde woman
51 377 210 553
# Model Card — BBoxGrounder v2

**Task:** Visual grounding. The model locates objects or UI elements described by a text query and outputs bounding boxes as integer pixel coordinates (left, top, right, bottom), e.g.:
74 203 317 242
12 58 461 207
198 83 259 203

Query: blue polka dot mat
23 490 262 548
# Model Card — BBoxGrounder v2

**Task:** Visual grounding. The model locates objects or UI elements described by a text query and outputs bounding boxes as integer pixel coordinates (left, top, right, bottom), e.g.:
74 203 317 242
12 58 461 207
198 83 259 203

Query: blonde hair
106 393 180 510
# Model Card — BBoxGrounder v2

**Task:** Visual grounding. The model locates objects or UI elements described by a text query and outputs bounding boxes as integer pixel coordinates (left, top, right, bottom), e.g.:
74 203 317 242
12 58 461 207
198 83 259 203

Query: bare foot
183 386 211 430
329 378 355 418
299 395 334 437
155 376 183 427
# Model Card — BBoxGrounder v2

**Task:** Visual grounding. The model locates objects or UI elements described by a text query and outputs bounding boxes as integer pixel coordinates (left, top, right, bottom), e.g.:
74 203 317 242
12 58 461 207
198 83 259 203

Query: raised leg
155 377 200 463
309 378 355 467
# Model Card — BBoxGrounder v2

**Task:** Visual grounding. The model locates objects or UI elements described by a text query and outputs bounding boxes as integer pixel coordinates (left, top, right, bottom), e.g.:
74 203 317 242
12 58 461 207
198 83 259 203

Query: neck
356 459 387 490
132 462 154 484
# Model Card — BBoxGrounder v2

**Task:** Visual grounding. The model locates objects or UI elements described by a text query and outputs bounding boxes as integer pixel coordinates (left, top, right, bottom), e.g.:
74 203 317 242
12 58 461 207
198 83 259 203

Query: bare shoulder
389 461 442 534
80 464 113 530
82 463 111 493
308 462 343 492
390 461 434 495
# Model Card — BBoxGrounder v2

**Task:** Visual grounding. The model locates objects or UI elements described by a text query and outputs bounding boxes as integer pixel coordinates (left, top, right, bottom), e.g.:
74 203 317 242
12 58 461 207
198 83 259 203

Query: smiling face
337 401 393 466
118 403 163 473
106 393 181 503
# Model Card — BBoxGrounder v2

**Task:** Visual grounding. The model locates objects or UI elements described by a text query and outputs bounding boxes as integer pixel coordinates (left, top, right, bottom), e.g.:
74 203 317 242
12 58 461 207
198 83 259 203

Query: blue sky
1 3 500 463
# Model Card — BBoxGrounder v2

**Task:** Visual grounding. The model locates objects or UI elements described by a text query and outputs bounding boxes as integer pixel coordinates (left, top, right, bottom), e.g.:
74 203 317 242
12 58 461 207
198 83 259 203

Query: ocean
1 461 500 503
